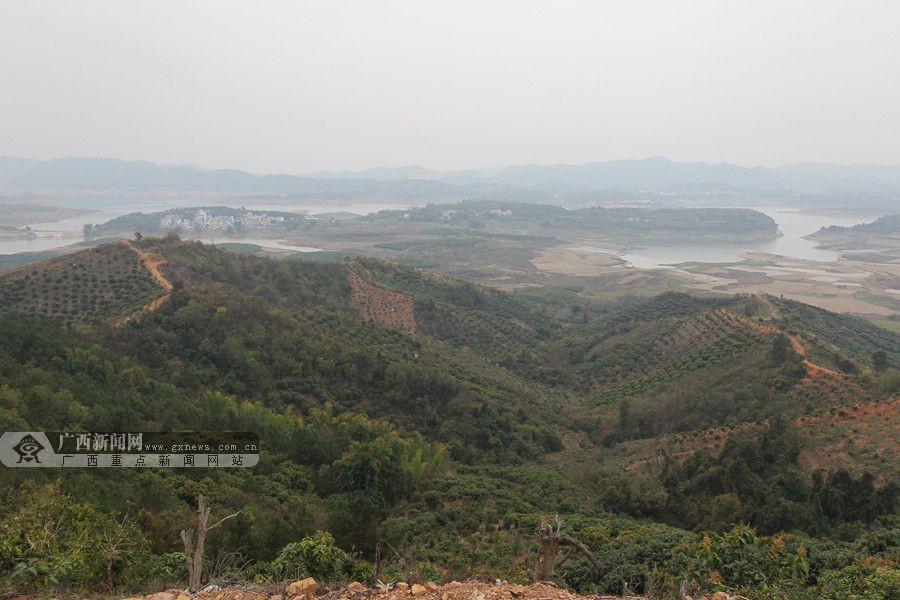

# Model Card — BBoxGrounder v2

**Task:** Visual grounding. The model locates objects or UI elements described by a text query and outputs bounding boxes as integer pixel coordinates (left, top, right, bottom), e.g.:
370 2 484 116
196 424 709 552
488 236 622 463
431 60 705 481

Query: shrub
0 483 146 590
813 562 900 600
121 552 187 590
270 532 371 582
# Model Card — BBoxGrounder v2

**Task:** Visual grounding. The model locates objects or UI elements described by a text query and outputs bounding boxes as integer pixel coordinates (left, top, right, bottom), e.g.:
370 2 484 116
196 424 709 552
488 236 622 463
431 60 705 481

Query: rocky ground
129 578 748 600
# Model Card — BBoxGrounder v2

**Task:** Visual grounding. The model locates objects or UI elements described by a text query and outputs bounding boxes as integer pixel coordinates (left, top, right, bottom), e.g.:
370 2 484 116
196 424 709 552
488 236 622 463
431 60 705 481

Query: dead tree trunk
180 495 240 591
534 515 603 582
100 512 138 591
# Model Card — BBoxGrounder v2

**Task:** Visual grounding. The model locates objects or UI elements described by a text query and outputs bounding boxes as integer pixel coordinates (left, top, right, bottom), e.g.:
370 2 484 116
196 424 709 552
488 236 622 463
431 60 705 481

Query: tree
770 333 791 364
873 350 889 374
82 223 94 240
134 231 143 241
180 495 240 591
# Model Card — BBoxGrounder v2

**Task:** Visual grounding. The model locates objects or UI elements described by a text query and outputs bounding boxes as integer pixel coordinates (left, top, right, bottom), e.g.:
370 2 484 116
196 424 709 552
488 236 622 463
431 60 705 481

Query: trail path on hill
116 241 173 325
123 240 173 292
754 294 845 379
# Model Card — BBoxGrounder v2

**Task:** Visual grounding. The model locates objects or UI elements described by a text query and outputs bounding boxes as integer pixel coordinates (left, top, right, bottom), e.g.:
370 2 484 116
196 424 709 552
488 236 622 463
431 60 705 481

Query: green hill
0 237 896 598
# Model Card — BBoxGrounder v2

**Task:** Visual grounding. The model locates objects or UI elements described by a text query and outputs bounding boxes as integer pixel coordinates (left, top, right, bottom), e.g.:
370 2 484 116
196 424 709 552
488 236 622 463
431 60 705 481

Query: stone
144 593 178 600
216 592 265 600
271 596 284 600
286 577 318 600
425 582 439 592
711 593 730 600
348 582 367 594
411 584 428 596
508 585 525 597
396 583 410 591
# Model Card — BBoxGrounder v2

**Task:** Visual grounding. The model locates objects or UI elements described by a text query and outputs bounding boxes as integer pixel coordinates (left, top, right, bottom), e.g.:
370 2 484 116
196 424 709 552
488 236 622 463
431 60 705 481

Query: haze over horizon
3 1 899 173
5 154 900 178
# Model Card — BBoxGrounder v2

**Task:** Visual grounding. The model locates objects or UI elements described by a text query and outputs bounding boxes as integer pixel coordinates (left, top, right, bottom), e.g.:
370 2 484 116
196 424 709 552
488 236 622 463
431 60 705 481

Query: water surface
618 208 879 268
1 203 884 265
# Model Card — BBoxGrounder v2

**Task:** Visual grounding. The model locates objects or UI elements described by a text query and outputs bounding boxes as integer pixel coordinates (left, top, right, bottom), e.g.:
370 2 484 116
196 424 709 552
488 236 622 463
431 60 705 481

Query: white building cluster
158 208 289 232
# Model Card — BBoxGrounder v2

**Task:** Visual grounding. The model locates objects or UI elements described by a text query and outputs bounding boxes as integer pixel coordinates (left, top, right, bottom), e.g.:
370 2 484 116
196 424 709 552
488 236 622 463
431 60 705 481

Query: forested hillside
0 238 896 598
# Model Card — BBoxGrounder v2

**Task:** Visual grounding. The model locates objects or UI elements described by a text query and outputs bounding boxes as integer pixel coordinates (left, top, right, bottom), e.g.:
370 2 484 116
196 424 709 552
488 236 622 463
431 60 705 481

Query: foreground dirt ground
130 579 749 600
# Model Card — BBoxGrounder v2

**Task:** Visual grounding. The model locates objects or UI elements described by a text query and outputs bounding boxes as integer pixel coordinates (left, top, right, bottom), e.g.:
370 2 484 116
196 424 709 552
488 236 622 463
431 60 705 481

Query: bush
688 526 809 592
270 532 371 582
0 483 145 590
813 562 900 600
121 552 188 590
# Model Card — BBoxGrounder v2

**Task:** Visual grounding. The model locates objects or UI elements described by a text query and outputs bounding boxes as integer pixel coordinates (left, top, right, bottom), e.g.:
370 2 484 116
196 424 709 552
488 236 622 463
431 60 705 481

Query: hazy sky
2 1 899 173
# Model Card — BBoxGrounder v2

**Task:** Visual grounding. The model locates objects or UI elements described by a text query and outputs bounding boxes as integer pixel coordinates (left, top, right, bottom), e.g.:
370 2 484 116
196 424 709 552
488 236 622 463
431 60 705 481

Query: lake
617 208 879 268
0 199 411 255
0 202 882 266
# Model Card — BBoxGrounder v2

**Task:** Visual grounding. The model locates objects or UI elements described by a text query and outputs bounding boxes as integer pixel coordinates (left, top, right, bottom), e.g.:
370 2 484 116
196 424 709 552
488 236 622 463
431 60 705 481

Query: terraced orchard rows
584 309 769 404
0 242 166 324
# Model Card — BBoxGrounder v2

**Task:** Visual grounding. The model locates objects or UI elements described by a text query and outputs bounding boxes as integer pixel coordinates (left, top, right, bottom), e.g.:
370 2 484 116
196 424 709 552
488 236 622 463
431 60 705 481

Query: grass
868 317 900 334
736 258 774 267
853 290 900 311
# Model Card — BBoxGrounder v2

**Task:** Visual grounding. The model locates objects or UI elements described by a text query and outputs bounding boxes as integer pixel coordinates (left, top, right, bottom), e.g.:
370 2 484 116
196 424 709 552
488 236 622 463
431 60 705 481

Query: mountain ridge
4 155 900 196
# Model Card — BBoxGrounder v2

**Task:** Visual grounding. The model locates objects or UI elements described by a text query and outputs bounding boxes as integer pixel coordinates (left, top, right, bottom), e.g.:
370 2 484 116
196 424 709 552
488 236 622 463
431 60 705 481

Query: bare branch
558 533 604 574
553 548 572 568
534 516 603 582
206 511 241 532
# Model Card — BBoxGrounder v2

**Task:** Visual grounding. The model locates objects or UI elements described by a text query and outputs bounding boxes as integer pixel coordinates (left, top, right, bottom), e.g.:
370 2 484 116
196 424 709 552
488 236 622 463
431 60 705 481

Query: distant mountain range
310 156 900 195
2 155 899 202
0 156 458 199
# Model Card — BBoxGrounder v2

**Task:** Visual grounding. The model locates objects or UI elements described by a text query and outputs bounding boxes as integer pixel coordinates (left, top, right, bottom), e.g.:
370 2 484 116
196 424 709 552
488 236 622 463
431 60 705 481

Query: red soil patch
180 581 643 600
347 268 417 333
357 581 641 600
795 396 900 480
623 397 899 480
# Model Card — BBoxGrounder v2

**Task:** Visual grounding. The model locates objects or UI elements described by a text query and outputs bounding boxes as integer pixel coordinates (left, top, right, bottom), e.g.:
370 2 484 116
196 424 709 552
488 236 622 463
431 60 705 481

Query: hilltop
0 238 896 598
807 214 900 252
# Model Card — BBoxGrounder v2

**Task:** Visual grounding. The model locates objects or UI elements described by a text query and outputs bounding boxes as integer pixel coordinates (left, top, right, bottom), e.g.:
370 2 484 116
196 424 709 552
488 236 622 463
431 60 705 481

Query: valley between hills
0 236 896 598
